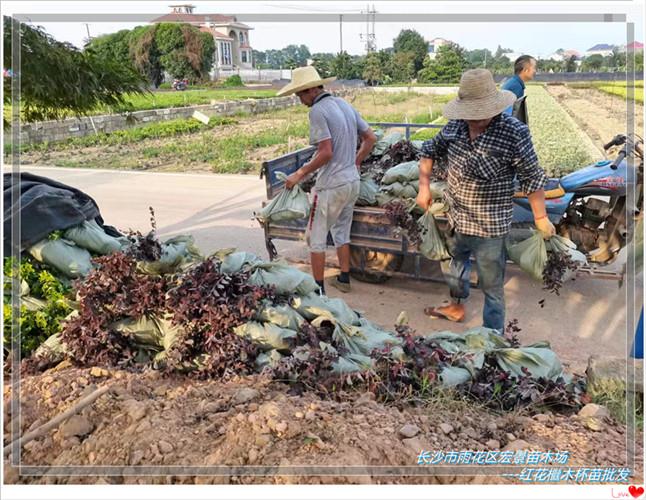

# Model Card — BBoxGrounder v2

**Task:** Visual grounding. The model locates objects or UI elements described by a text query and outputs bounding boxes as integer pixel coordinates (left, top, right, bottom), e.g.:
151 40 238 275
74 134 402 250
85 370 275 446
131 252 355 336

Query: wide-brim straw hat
277 65 337 97
443 68 517 120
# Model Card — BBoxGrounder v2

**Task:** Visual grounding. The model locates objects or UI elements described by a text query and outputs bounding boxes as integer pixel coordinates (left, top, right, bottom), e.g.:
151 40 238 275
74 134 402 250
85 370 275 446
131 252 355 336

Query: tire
349 247 404 284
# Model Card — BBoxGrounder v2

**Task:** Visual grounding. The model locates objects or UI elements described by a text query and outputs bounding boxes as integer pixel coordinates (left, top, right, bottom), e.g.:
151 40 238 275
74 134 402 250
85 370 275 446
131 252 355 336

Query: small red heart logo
629 485 645 498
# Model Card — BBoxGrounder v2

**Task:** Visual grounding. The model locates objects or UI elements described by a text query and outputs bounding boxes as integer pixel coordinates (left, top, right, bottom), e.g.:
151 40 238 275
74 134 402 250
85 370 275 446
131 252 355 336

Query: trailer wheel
349 247 404 284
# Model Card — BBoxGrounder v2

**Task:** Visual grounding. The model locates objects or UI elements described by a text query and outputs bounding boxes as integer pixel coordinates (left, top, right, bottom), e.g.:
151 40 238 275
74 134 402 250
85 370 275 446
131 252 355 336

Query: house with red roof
152 4 253 72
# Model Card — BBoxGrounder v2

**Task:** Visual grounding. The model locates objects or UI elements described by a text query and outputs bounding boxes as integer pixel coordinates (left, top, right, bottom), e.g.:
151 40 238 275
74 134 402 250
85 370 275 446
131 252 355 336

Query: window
220 42 232 66
239 32 245 45
241 51 248 63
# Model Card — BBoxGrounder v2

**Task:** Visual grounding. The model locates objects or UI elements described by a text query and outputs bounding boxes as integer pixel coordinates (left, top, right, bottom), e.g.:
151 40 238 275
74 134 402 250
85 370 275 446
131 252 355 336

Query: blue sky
3 1 644 57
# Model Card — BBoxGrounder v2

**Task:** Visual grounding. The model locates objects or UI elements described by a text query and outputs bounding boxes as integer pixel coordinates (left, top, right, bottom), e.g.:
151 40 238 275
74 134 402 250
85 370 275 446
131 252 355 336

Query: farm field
15 86 630 177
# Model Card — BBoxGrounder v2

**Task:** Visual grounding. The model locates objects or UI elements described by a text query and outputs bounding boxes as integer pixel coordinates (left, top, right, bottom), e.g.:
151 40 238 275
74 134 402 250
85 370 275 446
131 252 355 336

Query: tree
311 52 335 78
282 44 311 67
393 29 429 72
564 55 577 72
385 51 416 82
417 43 468 83
84 29 132 67
494 44 512 59
362 51 383 85
581 54 604 72
153 23 215 81
331 51 361 80
466 48 493 69
3 16 146 126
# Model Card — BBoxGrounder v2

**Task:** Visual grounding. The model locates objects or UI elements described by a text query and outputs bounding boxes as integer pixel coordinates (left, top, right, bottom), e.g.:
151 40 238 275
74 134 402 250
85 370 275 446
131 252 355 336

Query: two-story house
152 4 253 73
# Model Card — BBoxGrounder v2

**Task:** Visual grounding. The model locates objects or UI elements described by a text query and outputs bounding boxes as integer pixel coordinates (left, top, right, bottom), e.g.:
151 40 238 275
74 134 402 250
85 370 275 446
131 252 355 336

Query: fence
214 68 293 83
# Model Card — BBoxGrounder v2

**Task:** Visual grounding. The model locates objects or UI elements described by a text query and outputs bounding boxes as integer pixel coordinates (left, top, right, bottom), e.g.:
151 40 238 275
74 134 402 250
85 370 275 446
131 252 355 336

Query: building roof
628 41 644 49
152 12 251 30
199 26 233 40
563 49 582 58
587 43 615 51
152 12 233 23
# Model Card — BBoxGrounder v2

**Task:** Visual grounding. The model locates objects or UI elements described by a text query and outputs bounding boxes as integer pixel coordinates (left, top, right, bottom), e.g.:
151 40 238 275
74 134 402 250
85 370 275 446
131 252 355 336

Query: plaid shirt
421 114 546 238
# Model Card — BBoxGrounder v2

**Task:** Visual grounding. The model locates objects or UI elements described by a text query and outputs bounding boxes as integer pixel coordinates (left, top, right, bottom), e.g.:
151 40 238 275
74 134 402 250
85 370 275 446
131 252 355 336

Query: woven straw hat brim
277 76 337 97
443 89 517 120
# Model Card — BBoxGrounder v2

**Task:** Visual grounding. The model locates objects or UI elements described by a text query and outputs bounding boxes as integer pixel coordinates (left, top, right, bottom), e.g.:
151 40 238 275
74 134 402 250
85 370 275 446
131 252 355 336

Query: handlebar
610 149 627 170
604 134 626 151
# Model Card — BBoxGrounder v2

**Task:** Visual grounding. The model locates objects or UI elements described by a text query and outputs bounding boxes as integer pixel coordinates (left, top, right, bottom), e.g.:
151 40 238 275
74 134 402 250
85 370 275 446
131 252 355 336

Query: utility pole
85 23 91 41
339 14 343 53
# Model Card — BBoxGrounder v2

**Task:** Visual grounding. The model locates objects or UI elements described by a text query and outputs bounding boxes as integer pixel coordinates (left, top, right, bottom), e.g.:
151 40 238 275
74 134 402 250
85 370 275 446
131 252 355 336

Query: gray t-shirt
309 94 369 190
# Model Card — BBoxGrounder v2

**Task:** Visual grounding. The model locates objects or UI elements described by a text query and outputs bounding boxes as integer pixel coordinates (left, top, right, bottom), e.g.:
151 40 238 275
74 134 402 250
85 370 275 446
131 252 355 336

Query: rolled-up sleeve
513 124 547 195
421 126 451 161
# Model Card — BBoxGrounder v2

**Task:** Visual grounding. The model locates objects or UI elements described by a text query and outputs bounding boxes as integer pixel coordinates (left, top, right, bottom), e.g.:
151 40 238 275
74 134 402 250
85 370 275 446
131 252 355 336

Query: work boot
329 276 351 293
424 302 465 322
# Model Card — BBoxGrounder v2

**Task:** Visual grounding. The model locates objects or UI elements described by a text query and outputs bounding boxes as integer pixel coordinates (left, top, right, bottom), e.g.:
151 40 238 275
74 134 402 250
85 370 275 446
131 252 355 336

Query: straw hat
277 66 337 97
443 69 517 120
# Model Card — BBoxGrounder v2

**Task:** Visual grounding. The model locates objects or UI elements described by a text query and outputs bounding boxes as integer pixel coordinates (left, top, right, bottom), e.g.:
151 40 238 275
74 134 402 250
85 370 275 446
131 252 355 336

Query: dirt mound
4 367 642 485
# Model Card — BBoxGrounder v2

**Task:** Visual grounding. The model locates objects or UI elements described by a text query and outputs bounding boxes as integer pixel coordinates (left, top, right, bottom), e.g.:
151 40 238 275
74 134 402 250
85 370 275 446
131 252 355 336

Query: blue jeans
442 230 507 332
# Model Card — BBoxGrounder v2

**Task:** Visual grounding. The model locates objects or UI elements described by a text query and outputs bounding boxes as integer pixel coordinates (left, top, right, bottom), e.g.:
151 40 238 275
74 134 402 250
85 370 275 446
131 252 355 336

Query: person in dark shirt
417 69 554 333
501 55 537 114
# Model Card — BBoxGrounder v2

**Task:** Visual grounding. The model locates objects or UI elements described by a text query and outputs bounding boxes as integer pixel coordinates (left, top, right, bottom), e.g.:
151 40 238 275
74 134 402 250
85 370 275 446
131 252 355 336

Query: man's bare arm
355 129 378 167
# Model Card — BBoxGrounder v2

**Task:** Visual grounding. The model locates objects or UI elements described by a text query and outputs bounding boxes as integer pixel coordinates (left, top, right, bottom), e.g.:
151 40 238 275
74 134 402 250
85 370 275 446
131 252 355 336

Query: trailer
259 121 623 283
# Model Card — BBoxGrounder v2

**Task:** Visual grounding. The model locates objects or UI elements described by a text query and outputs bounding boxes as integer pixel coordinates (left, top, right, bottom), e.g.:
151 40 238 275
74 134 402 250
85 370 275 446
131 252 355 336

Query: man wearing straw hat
417 68 555 332
278 66 377 295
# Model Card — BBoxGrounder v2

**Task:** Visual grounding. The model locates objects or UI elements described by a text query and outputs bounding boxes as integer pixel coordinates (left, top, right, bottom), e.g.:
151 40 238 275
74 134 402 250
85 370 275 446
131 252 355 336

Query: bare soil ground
545 85 644 154
3 367 642 485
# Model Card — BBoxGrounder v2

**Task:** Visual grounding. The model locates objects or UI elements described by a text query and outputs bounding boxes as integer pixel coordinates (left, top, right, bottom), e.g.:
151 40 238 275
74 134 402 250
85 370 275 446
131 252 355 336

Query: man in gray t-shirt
279 66 377 294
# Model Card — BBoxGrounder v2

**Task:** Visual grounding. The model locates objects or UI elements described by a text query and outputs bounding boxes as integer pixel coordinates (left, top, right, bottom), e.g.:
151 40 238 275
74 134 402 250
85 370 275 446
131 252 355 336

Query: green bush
222 75 244 87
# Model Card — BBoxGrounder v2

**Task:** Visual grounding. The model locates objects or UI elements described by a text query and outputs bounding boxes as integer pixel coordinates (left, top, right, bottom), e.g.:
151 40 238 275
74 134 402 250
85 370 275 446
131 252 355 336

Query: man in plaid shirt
417 69 555 332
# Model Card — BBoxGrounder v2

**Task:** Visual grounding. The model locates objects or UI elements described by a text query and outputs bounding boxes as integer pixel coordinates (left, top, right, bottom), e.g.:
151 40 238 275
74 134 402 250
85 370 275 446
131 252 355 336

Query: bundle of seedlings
384 200 425 246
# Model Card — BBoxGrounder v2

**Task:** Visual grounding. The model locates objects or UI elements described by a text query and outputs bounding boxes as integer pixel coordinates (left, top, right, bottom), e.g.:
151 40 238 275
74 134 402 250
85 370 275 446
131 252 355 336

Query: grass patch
588 378 644 430
565 80 644 103
596 85 644 103
8 116 238 155
525 86 598 177
5 89 279 123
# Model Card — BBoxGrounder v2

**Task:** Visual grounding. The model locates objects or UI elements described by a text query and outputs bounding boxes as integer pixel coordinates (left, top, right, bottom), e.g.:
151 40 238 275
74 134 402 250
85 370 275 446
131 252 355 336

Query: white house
152 4 254 74
427 37 452 60
585 44 616 58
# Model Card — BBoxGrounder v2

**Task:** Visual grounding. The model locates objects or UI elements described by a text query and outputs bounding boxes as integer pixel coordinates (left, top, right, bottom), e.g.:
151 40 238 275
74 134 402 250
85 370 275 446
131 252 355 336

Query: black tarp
3 172 118 255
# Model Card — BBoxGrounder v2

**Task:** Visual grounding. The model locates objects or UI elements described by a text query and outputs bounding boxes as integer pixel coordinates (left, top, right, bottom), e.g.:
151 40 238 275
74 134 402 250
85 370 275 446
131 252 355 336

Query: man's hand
535 216 556 239
285 170 303 190
416 185 432 211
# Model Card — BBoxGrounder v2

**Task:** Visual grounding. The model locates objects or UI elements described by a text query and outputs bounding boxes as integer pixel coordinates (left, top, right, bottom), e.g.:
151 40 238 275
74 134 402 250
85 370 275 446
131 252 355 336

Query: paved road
16 166 643 372
19 166 284 257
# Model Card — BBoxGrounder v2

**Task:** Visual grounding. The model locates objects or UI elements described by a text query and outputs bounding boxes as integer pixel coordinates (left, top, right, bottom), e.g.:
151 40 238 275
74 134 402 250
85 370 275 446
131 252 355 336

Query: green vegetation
525 85 599 177
566 80 644 103
588 377 644 430
222 75 244 87
3 16 146 126
3 257 73 356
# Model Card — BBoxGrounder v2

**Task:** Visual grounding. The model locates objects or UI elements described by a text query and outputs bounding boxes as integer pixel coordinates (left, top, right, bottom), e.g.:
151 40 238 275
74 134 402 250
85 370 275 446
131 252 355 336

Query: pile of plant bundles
371 130 405 157
256 172 310 224
375 160 448 209
428 328 569 387
25 219 201 279
506 230 587 287
26 219 124 278
232 255 404 374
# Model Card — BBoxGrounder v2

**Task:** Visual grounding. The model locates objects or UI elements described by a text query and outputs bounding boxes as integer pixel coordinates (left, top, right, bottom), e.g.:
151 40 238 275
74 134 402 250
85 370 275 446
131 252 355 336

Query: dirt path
546 85 644 155
4 368 643 485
